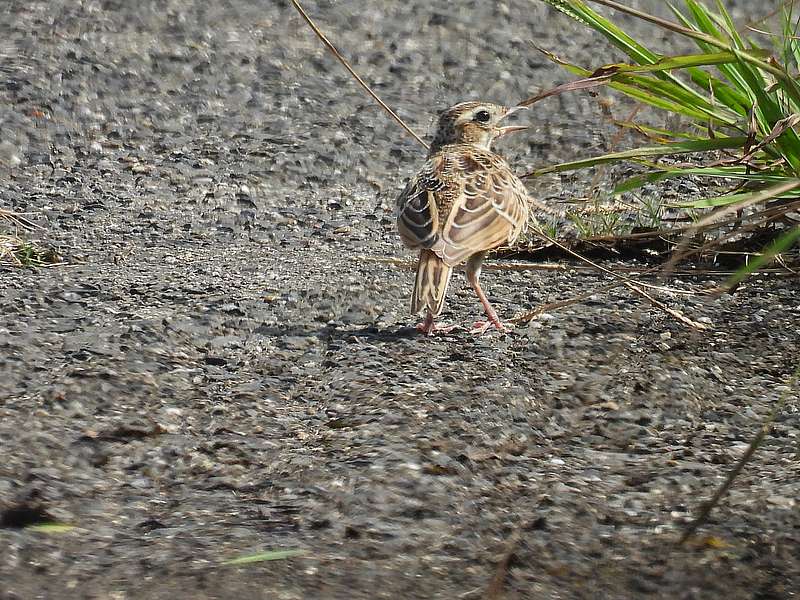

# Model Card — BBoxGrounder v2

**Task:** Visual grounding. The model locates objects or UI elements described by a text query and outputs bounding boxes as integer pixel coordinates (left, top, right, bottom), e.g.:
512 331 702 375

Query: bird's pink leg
466 252 509 334
468 278 507 334
416 312 436 335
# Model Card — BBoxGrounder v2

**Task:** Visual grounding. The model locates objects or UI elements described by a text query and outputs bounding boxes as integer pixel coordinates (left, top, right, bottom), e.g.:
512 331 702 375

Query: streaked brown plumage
396 101 530 335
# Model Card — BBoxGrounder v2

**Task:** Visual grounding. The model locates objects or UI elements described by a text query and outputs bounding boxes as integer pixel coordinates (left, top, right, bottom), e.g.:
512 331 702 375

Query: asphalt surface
1 1 798 598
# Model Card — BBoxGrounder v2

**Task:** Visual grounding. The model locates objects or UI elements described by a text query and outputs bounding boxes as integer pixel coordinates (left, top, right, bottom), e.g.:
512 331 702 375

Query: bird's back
396 144 529 266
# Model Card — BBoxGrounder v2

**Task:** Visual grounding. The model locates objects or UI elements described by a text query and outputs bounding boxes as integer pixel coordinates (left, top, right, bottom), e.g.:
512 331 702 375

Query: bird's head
429 101 528 155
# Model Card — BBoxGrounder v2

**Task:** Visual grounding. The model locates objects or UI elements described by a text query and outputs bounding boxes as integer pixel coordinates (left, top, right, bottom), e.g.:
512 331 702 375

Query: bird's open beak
497 105 529 137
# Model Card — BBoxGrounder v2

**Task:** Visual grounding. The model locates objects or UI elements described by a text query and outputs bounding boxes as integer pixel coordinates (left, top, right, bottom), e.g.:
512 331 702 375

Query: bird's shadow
254 323 423 343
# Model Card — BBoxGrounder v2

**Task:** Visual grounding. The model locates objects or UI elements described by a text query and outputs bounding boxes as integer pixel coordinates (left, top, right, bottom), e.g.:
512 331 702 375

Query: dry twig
289 0 428 149
662 180 800 275
529 228 709 328
679 364 800 544
485 528 523 600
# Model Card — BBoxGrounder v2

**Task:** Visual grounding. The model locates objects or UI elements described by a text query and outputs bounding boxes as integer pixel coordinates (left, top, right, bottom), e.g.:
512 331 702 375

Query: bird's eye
474 110 491 123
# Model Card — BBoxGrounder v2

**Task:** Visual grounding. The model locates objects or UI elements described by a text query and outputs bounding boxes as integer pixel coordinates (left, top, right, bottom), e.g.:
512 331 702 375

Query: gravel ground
1 1 799 598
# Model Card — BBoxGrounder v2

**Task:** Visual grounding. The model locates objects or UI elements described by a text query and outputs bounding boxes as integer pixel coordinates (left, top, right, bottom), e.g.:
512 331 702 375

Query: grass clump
530 0 800 274
0 209 60 268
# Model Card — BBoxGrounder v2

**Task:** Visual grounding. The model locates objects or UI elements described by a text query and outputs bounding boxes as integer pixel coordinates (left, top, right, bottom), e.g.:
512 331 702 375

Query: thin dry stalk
357 253 708 297
355 255 571 272
485 529 523 600
583 226 698 243
532 228 708 328
509 280 623 323
0 208 39 231
500 262 800 276
738 0 796 35
582 198 800 272
289 0 428 149
678 201 800 271
0 234 24 266
626 281 707 328
584 0 732 41
679 364 800 544
663 180 800 274
517 62 616 107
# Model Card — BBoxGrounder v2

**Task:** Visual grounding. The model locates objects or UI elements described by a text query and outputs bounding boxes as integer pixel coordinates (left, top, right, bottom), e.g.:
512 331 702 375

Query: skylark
396 101 530 335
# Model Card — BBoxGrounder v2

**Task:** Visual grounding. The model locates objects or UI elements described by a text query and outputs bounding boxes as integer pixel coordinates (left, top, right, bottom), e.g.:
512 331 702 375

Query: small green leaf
620 50 768 73
26 523 76 534
526 136 749 178
724 226 800 288
222 549 306 566
614 166 794 195
676 190 800 209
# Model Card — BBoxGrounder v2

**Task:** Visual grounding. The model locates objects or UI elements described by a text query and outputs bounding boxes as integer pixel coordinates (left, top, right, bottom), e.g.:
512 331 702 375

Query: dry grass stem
0 208 39 231
663 180 800 275
509 281 623 323
289 0 429 149
532 228 708 328
0 234 23 266
679 364 800 544
485 528 523 600
355 255 570 272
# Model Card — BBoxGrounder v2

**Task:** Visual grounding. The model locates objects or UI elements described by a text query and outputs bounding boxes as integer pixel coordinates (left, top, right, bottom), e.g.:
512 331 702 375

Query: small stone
766 495 796 509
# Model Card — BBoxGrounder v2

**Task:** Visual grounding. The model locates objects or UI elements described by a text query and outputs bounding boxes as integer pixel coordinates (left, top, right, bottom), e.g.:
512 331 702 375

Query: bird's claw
469 320 509 335
416 321 458 336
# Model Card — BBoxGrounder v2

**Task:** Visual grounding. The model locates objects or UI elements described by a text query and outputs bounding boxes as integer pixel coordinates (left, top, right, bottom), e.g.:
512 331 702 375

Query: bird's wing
396 150 529 264
396 157 448 251
437 151 529 266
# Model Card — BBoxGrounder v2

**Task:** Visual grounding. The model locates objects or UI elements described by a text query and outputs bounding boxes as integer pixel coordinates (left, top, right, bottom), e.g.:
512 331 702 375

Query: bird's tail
411 249 453 317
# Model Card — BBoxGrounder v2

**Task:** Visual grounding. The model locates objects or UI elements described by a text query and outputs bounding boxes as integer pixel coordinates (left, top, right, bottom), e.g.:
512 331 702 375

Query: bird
396 101 530 335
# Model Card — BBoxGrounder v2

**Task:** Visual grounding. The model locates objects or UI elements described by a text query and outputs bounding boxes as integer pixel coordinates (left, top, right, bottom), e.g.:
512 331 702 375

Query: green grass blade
779 3 800 75
682 66 750 116
614 166 795 194
527 136 749 177
730 59 800 173
543 0 660 64
671 1 800 109
222 549 306 566
673 2 755 94
621 51 766 73
712 0 748 50
604 76 734 123
788 5 800 72
611 121 706 142
543 0 728 112
619 72 738 121
677 190 800 209
724 226 800 287
540 50 739 125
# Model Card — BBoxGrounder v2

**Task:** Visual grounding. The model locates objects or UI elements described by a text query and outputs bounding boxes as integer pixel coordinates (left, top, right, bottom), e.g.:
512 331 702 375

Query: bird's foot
469 320 510 335
416 320 457 336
